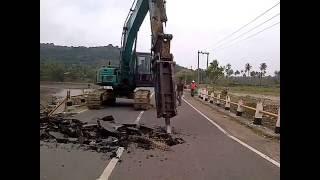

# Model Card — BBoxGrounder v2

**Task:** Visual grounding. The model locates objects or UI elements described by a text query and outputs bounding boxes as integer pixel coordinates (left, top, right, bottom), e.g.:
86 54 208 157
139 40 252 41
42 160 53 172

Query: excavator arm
121 0 177 133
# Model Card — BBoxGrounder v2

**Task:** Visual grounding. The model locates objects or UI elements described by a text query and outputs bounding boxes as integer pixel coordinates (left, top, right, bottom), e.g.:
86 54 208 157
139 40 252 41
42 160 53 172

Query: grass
200 84 280 96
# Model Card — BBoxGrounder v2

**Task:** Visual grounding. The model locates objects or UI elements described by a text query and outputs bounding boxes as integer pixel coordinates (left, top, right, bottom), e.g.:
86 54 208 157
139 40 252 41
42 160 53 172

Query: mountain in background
40 43 188 71
40 43 121 66
40 43 190 82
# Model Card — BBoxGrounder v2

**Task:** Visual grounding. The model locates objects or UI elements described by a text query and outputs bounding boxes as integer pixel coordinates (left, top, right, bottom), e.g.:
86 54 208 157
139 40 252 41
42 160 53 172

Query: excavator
86 0 177 133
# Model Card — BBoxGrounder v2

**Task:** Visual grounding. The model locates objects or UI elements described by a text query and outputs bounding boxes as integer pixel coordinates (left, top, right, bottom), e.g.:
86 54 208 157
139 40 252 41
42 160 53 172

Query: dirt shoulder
40 86 62 106
229 92 279 103
183 93 280 162
40 81 96 89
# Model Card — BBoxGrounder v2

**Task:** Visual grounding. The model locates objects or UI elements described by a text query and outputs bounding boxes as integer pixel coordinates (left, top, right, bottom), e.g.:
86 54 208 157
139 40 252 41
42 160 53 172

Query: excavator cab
135 52 153 87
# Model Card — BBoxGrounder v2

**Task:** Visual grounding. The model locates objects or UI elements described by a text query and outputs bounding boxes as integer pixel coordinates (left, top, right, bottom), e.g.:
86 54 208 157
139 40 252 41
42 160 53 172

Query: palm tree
225 63 232 78
274 70 280 83
259 63 267 86
250 71 256 77
235 70 240 76
245 63 252 77
226 63 231 70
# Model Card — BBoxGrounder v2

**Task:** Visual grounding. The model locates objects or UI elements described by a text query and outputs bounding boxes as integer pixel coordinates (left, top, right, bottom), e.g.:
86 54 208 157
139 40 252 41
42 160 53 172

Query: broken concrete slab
48 132 68 143
82 123 98 129
40 113 186 158
97 120 120 134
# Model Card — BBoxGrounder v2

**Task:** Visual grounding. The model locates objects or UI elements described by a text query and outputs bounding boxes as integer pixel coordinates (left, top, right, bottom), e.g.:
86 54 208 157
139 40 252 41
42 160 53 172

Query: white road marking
134 111 144 125
134 92 154 126
183 97 280 168
97 92 155 179
96 147 124 180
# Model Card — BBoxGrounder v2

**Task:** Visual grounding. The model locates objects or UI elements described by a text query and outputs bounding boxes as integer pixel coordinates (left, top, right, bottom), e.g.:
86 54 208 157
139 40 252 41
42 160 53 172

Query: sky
40 0 280 76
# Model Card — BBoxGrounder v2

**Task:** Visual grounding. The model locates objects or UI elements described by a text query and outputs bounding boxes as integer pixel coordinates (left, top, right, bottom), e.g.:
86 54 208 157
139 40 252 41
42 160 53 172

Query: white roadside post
225 95 231 110
199 88 202 98
236 99 244 116
275 107 280 134
204 89 209 101
254 101 263 125
209 92 214 103
80 89 86 105
216 93 221 106
65 89 73 112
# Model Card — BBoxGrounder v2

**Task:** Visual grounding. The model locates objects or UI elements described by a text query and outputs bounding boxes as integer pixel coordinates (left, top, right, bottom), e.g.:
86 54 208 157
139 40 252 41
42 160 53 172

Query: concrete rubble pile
40 113 185 156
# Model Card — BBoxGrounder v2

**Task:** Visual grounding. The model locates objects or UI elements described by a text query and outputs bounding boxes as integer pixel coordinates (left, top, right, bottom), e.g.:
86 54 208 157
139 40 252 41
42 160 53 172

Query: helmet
192 80 195 83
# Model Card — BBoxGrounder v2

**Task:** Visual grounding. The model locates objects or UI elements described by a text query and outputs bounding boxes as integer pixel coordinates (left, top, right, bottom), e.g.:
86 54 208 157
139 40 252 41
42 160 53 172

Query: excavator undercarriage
86 88 152 110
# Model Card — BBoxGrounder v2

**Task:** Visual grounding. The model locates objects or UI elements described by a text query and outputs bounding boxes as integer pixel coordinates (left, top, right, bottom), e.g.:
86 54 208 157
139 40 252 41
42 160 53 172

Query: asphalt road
40 89 280 180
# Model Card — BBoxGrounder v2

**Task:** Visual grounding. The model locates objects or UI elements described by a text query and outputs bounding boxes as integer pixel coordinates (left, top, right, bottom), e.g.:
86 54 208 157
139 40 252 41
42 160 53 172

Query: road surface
40 89 280 180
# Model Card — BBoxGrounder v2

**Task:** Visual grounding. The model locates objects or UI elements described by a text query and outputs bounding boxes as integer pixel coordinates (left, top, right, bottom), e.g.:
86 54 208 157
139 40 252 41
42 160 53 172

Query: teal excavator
86 0 177 133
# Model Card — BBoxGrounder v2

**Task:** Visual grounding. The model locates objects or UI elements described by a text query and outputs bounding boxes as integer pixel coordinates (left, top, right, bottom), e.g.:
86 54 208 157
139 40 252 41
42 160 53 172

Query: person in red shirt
190 80 197 97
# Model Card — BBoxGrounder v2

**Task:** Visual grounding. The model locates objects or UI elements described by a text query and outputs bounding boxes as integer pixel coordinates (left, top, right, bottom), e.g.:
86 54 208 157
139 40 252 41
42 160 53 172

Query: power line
212 1 280 48
214 13 280 50
217 21 280 51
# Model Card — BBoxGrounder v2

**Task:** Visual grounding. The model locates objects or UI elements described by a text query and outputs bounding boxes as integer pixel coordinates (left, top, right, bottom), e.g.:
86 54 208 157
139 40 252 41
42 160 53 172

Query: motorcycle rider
190 80 197 97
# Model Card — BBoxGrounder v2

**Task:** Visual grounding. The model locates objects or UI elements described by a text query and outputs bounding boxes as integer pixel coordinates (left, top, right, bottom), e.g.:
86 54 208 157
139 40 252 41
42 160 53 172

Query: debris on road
40 113 185 158
101 115 115 122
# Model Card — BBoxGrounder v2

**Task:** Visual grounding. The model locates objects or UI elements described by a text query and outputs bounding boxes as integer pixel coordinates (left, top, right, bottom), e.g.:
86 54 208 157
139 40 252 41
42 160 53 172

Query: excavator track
133 89 152 110
86 89 104 109
86 89 116 109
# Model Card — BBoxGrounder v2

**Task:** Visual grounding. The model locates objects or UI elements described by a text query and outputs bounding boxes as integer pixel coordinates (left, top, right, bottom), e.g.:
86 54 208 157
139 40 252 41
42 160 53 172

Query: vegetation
175 58 280 91
206 84 279 96
40 43 188 82
245 63 252 77
40 43 279 91
206 60 225 84
259 62 267 86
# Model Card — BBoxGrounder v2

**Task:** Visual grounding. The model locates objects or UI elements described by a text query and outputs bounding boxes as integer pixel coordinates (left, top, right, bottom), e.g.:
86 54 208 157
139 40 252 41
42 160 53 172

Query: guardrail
48 90 89 116
196 88 280 134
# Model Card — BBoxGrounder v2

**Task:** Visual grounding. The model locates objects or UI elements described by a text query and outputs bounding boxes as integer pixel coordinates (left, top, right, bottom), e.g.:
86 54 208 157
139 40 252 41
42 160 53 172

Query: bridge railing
194 88 280 134
48 89 92 116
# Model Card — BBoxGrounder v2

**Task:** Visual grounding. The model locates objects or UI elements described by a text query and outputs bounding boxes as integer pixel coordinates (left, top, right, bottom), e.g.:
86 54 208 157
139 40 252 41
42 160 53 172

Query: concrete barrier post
236 99 244 116
225 95 231 110
65 90 73 111
198 88 202 98
67 90 70 100
209 92 214 103
204 89 209 101
254 101 263 125
202 88 205 99
216 93 221 106
275 107 280 134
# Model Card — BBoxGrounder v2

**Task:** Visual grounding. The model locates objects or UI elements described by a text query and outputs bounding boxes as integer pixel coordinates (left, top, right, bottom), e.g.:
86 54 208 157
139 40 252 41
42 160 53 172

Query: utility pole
197 51 209 84
197 51 200 84
206 53 209 69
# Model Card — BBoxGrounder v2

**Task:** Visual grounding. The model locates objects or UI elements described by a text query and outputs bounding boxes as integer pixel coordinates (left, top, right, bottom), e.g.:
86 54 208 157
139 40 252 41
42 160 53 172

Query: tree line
40 43 189 82
40 61 97 82
176 59 280 86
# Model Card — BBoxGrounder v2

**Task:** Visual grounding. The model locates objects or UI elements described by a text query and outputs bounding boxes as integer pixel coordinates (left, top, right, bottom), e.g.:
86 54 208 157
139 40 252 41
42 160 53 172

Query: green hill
40 43 188 82
40 43 121 66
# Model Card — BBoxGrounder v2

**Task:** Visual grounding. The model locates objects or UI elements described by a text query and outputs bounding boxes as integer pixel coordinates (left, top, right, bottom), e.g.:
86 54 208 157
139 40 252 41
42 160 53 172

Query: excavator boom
121 0 177 131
